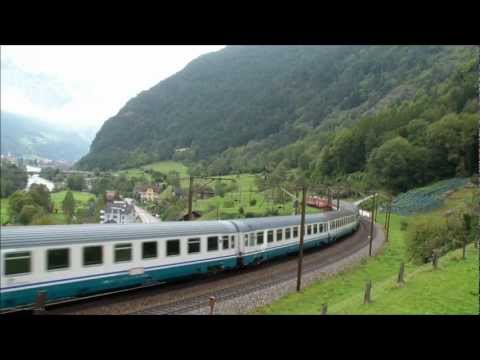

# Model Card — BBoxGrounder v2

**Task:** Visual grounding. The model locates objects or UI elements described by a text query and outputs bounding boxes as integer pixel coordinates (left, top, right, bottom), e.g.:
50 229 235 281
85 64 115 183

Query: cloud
1 45 225 131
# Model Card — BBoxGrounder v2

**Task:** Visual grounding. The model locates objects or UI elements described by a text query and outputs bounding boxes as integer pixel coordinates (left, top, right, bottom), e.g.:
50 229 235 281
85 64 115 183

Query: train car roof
0 209 356 249
230 209 355 233
0 221 239 249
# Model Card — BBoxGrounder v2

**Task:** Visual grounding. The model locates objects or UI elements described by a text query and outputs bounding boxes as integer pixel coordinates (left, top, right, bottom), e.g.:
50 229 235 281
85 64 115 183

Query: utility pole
369 193 376 256
188 176 193 221
386 198 392 242
296 185 307 292
295 190 299 215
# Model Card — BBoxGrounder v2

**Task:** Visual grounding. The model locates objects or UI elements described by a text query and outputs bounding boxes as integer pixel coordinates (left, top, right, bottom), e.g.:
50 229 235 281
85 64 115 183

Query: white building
100 198 136 224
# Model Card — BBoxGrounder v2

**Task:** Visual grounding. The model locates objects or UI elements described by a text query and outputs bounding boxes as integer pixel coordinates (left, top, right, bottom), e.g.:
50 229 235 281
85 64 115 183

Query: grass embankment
50 191 96 224
254 185 479 315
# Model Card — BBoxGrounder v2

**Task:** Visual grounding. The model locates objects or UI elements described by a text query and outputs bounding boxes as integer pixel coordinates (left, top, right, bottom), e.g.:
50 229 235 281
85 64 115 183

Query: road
134 205 161 223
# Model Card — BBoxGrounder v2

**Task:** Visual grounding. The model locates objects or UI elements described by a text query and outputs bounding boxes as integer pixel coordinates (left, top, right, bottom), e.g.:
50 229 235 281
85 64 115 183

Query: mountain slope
1 112 91 162
77 45 477 171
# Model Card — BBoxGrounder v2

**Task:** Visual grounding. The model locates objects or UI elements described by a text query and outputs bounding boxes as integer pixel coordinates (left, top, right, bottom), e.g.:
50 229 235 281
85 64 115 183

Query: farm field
253 183 478 315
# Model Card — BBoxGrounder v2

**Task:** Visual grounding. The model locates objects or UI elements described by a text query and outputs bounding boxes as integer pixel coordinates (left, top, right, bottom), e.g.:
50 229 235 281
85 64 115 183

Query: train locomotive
0 207 360 311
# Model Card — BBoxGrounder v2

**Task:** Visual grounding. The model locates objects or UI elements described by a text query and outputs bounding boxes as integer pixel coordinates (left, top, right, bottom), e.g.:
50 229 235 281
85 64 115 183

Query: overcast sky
1 45 225 131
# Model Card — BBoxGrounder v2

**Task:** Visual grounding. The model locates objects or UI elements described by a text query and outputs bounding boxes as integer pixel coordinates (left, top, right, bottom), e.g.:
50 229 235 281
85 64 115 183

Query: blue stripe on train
1 225 356 310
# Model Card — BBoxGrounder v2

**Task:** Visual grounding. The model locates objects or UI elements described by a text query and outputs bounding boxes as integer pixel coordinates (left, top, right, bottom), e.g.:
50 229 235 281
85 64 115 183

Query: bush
245 212 256 218
405 210 473 264
249 199 257 206
400 220 409 231
18 205 42 225
238 207 244 215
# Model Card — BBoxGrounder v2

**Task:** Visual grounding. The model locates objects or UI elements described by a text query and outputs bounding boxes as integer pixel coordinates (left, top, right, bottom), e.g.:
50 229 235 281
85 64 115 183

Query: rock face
76 45 476 171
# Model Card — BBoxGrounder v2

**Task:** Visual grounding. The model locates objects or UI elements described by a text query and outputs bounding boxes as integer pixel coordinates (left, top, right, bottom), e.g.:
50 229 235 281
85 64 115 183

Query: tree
67 174 86 191
29 184 52 212
0 161 28 197
18 205 42 225
62 191 76 221
367 137 431 193
9 191 35 222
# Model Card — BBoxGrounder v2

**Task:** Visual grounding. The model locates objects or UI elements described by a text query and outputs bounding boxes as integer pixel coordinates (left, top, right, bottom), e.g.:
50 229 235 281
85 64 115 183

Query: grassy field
192 174 320 220
50 191 96 223
116 161 189 181
253 185 478 315
1 198 9 225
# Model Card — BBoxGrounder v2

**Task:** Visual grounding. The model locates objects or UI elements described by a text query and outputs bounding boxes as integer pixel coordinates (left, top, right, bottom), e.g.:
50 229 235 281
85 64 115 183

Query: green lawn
50 191 96 224
253 186 478 315
1 198 9 225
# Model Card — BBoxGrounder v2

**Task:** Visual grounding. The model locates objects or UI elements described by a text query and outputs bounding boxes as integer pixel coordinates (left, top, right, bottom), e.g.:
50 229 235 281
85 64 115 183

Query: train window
249 233 255 247
83 246 103 266
267 230 274 243
166 240 180 256
293 226 298 238
143 241 158 259
222 236 230 250
307 225 312 235
208 236 219 252
47 248 70 270
285 228 291 240
188 238 201 254
313 224 318 234
276 229 283 241
114 243 132 263
230 235 235 248
257 232 264 245
4 252 31 276
244 234 249 247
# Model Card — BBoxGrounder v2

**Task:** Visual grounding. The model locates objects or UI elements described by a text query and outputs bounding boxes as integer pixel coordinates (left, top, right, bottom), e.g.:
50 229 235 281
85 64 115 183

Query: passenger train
0 207 360 311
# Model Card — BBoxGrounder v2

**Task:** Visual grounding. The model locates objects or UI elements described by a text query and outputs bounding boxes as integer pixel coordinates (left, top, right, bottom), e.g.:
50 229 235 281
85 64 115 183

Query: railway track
41 217 378 315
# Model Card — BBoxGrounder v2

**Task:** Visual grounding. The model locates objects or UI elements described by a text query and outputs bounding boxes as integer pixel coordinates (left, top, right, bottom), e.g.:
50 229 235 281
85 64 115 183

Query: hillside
77 46 478 183
1 111 92 162
254 181 478 315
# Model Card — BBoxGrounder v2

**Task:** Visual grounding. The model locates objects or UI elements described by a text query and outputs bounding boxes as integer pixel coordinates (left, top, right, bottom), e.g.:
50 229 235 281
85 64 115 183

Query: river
26 166 55 191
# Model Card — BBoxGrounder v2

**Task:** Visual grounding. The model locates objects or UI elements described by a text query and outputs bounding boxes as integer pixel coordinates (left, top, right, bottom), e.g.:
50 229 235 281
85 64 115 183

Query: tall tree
62 191 76 222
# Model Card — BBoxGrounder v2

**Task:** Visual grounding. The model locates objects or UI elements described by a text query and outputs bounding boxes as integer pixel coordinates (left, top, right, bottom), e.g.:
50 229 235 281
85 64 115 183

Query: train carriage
0 208 360 311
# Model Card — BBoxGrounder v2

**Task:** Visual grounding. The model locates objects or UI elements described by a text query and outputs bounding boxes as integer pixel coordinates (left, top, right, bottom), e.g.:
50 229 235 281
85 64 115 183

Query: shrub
238 207 244 215
400 220 409 231
18 205 42 225
249 199 257 206
245 212 256 218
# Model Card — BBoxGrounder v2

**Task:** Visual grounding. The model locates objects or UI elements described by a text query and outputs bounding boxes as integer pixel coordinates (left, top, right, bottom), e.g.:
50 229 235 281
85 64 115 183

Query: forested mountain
1 112 92 162
77 46 478 193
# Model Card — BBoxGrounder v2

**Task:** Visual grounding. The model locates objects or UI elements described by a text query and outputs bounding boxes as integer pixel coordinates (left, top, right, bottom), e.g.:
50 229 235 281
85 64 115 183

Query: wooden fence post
397 262 405 284
321 303 328 315
432 250 438 270
208 296 216 315
363 280 372 304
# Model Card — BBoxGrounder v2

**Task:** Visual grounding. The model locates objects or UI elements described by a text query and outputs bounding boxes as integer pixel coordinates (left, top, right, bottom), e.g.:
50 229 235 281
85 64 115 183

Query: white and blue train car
0 209 359 311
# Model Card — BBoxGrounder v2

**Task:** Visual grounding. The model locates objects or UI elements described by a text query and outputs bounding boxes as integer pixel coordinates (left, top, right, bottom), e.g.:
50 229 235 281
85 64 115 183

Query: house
105 190 119 202
100 198 136 224
134 184 162 202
